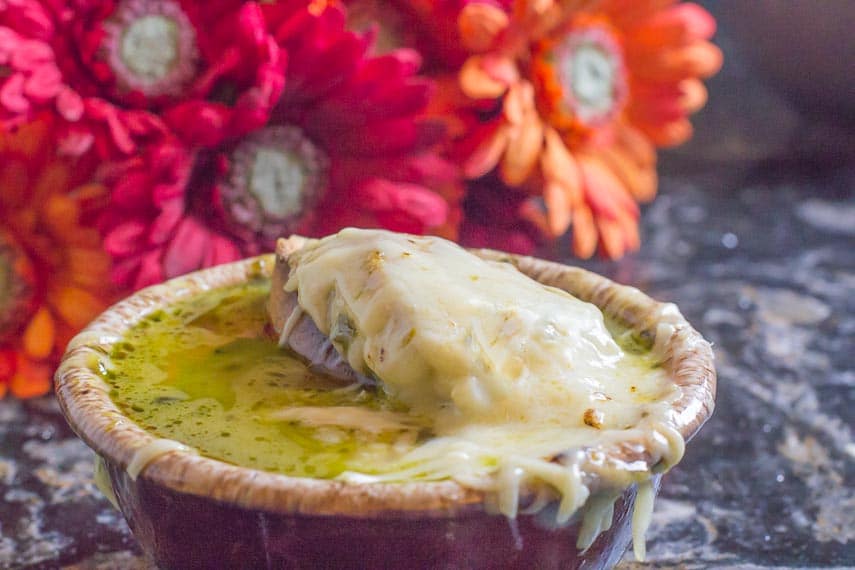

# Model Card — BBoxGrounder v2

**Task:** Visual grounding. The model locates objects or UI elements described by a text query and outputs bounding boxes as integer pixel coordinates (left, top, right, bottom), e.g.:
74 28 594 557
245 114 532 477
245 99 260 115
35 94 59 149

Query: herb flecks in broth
103 282 428 478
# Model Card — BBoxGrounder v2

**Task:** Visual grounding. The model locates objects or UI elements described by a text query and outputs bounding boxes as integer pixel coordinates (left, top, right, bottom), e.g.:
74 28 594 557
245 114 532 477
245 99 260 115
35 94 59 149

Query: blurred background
663 0 855 171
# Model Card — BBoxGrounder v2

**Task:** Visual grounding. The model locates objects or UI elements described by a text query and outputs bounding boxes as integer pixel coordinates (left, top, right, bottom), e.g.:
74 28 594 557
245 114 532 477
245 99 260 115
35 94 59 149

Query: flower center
250 148 307 218
533 24 627 131
104 0 198 98
122 16 178 80
0 230 37 342
221 126 329 241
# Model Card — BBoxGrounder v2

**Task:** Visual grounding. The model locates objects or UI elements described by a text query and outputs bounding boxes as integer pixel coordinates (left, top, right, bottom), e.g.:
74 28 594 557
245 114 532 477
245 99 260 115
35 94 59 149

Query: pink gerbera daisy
99 1 461 290
0 0 284 156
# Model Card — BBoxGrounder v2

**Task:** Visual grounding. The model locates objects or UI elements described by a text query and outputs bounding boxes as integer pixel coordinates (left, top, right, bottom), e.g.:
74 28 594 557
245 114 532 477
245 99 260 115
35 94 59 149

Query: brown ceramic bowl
55 248 716 569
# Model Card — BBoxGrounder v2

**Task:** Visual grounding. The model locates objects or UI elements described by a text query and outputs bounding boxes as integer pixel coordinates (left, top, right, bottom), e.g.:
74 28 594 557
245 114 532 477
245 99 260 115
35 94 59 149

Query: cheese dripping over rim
281 228 686 557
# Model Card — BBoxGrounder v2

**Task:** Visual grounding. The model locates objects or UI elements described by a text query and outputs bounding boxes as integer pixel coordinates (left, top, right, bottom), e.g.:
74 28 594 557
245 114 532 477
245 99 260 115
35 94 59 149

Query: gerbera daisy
0 0 283 156
457 0 722 258
100 1 461 290
0 117 118 398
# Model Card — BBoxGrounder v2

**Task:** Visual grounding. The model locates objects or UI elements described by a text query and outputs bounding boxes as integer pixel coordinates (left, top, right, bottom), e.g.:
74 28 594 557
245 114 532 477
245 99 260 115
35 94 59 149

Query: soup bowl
55 248 716 569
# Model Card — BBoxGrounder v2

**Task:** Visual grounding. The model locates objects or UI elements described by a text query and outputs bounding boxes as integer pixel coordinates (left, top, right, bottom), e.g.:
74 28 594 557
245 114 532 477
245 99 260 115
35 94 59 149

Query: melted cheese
288 229 636 425
127 438 195 480
93 455 119 510
270 406 419 434
577 491 619 551
281 229 684 557
632 479 656 561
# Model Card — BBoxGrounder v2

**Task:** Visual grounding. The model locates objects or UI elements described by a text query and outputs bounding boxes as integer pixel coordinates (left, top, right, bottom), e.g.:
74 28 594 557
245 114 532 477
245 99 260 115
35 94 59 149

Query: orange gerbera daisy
0 118 118 398
458 0 722 258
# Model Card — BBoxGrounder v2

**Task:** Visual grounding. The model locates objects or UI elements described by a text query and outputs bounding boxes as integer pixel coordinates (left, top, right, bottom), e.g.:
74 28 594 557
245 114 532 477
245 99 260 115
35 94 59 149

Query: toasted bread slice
268 236 373 385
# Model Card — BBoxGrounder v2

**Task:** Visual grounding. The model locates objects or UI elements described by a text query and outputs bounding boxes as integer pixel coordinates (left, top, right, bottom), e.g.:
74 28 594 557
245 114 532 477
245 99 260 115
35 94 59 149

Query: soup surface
104 277 671 488
105 281 431 478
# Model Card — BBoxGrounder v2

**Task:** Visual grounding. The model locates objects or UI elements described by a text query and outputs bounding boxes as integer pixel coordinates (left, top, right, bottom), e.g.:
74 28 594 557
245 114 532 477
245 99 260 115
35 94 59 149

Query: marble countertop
1 163 853 569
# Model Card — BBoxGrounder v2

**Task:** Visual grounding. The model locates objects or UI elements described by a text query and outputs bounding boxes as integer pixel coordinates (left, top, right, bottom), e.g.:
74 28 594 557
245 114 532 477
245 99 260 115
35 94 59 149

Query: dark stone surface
1 162 853 569
586 164 855 569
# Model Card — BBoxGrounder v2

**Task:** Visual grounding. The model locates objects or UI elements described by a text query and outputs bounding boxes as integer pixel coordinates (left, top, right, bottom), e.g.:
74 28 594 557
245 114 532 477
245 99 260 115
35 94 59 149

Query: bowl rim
55 244 716 518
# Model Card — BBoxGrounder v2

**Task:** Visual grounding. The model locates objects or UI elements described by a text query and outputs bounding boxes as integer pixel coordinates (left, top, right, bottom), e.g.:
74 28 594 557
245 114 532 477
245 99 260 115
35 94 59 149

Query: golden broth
103 281 430 478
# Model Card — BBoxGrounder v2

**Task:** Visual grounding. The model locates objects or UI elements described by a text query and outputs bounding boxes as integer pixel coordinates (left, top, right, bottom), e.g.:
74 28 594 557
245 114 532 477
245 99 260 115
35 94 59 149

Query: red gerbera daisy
0 0 284 156
0 117 120 398
100 1 461 290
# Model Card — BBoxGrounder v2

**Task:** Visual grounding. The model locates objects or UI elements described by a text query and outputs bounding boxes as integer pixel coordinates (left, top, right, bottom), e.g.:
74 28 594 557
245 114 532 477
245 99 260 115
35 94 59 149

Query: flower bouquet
0 0 720 398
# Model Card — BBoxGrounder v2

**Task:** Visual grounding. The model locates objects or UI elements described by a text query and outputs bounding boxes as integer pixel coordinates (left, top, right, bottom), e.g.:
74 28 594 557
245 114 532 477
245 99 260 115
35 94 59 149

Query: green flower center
248 147 309 219
553 26 627 127
121 15 180 83
104 0 198 98
222 126 329 242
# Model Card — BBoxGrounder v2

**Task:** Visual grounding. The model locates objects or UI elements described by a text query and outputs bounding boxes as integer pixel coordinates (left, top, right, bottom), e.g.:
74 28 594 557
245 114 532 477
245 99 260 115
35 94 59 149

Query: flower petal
503 81 535 125
148 200 185 245
66 247 114 290
22 307 54 360
56 87 83 122
458 3 510 53
1 73 30 113
103 220 149 258
500 112 543 186
571 205 597 259
2 3 55 40
23 64 62 102
617 208 641 252
10 39 53 70
0 348 17 383
162 217 210 279
49 285 105 330
164 101 231 148
464 122 510 179
32 163 71 212
86 100 136 155
596 217 627 259
623 3 716 47
133 250 166 290
202 234 242 268
459 55 516 99
597 206 639 259
635 117 693 147
544 181 572 236
678 78 708 114
10 355 51 399
57 127 94 157
629 81 687 124
604 0 677 28
360 178 449 232
598 145 657 202
629 41 723 82
541 128 582 205
577 153 639 220
481 53 520 86
615 123 656 165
